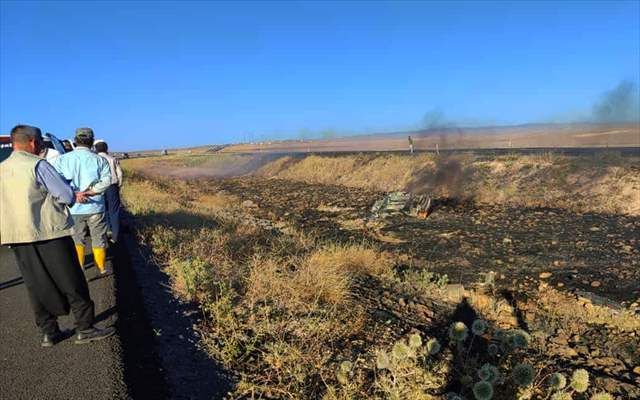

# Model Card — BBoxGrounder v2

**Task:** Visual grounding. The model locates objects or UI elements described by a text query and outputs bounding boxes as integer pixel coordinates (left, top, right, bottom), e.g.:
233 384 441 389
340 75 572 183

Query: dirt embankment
256 152 640 216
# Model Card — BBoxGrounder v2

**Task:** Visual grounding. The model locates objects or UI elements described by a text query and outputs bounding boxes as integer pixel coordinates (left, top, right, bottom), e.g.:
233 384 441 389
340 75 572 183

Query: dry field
121 150 640 400
219 123 640 154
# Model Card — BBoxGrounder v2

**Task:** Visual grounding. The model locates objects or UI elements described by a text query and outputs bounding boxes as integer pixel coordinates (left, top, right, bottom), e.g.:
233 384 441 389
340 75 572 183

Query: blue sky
1 1 638 150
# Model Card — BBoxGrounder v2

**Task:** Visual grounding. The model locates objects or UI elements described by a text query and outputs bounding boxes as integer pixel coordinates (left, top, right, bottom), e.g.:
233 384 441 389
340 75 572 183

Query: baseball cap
75 127 94 140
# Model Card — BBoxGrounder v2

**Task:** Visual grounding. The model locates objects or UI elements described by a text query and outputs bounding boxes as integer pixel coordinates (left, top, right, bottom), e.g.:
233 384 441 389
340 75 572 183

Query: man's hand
75 191 92 203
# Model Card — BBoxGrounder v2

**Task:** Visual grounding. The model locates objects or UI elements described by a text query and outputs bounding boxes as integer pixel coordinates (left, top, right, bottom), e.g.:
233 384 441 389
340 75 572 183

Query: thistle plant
569 369 589 393
509 329 531 349
512 363 534 386
374 333 447 400
472 319 488 336
548 372 567 391
449 321 469 342
497 329 530 353
426 338 441 355
408 333 422 349
472 380 494 400
551 392 572 400
478 363 500 384
392 340 411 360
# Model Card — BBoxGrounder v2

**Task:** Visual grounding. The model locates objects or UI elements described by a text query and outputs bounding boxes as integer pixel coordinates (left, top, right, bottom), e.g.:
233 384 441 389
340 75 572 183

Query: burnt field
205 177 640 304
192 176 638 397
122 153 640 399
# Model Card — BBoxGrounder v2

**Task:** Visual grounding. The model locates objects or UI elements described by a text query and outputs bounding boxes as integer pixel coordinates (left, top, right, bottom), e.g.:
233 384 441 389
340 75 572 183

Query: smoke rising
404 155 473 199
592 80 640 123
422 109 452 130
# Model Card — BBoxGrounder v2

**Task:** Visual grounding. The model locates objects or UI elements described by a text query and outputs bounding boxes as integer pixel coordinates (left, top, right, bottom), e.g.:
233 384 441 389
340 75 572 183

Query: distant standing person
94 140 123 243
408 135 414 154
0 125 115 346
52 128 112 274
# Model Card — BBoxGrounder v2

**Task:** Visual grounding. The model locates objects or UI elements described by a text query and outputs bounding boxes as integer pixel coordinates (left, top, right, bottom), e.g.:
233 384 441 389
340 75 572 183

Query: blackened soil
206 177 640 303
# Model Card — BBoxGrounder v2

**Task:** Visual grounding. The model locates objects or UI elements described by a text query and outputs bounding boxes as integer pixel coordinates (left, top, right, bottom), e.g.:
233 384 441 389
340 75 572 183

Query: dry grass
122 172 406 398
257 154 435 193
532 283 640 333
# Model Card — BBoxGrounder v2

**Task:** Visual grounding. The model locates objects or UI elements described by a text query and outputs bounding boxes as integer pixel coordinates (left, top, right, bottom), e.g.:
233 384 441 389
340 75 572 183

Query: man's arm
87 158 113 194
35 160 75 206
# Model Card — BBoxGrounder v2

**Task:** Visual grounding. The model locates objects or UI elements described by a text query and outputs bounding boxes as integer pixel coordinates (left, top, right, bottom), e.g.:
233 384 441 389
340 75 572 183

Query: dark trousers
104 184 122 242
11 236 95 334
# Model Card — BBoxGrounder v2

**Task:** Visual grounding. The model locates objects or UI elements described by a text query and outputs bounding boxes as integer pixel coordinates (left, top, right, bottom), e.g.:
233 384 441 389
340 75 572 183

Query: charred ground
204 177 639 304
120 151 640 399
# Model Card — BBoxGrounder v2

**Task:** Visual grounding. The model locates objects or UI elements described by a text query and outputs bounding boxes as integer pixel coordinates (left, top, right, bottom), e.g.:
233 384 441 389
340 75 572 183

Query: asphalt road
0 227 220 399
0 213 227 399
0 244 136 400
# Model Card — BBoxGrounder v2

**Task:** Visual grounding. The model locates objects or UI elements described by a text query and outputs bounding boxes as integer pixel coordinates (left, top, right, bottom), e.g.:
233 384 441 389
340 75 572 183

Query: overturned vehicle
370 191 434 219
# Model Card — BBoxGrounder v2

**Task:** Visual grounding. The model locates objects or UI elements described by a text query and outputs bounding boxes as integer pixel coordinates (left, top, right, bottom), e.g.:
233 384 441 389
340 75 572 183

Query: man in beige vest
0 125 115 347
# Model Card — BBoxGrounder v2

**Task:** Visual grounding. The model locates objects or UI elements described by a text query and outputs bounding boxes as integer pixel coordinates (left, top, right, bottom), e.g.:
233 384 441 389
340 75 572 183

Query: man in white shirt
94 140 123 243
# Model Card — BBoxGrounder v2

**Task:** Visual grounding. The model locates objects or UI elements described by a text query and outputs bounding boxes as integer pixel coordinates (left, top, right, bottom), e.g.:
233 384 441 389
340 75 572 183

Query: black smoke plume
592 80 640 123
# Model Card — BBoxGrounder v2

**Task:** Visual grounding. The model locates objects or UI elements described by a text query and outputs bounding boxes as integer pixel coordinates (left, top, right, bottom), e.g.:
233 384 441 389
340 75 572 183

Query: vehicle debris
370 191 433 219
